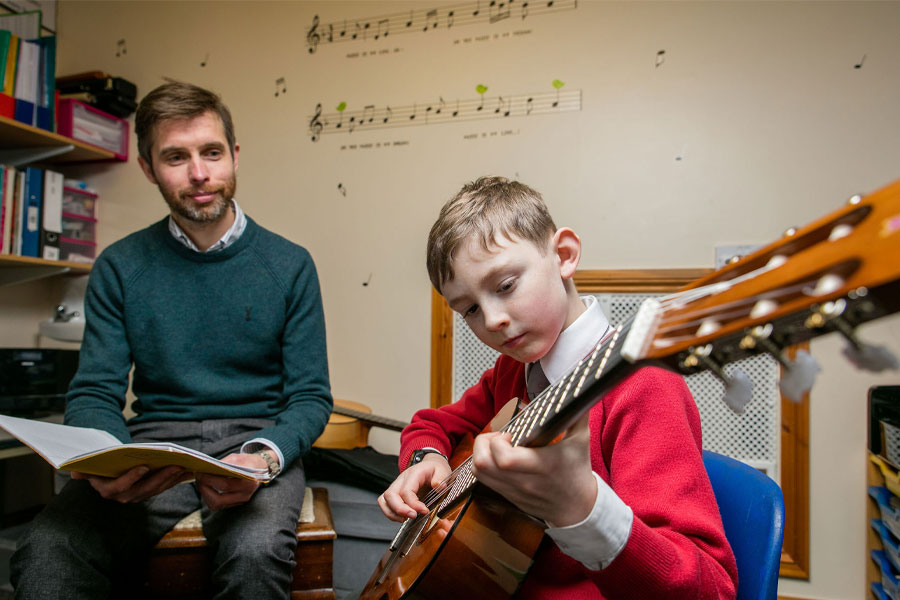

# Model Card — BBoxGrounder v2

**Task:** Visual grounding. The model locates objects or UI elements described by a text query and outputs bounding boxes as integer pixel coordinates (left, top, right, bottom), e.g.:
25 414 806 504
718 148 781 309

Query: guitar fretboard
332 405 408 432
434 322 633 514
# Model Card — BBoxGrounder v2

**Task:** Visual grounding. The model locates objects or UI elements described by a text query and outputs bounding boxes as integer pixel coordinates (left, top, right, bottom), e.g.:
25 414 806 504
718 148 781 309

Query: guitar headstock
622 178 900 379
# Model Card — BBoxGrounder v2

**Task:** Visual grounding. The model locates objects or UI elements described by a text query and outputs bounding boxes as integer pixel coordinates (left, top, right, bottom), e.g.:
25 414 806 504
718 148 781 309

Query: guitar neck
332 405 409 433
505 324 637 449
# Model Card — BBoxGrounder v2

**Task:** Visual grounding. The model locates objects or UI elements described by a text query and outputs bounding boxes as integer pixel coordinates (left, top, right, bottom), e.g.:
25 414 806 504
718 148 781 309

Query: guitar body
359 482 545 600
361 410 545 600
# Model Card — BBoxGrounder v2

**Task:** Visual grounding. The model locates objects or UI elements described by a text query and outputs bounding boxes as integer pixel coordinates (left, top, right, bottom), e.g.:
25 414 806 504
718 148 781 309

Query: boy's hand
378 454 451 522
196 453 265 511
73 465 189 503
471 414 598 527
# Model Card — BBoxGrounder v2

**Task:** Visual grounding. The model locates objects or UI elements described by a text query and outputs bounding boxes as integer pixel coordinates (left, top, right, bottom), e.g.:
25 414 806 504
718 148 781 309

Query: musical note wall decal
305 0 578 53
308 104 324 141
307 85 582 141
551 79 564 107
115 39 127 57
274 77 287 97
476 84 488 111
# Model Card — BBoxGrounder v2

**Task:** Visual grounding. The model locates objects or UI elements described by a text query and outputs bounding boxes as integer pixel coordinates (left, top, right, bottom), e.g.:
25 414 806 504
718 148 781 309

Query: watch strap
409 448 446 467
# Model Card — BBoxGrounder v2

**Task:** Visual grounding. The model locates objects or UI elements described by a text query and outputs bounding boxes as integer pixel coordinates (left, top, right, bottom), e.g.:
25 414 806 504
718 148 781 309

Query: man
11 82 332 599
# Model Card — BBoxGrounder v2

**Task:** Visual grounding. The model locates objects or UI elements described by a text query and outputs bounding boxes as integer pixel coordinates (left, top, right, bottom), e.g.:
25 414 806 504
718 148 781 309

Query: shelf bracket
0 265 72 288
0 144 76 167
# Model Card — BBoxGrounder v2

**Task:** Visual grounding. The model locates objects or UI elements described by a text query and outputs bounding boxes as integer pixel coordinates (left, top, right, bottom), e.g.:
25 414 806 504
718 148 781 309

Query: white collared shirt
168 199 247 253
535 296 633 571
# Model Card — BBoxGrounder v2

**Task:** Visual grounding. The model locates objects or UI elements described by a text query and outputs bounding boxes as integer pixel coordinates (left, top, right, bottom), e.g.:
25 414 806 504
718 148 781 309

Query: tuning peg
842 344 900 372
682 345 753 414
779 350 821 402
805 296 899 373
722 370 754 415
740 324 820 402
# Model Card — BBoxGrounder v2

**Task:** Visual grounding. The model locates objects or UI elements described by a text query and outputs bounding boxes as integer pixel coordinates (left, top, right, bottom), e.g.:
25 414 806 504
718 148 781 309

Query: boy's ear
138 157 158 185
552 227 581 279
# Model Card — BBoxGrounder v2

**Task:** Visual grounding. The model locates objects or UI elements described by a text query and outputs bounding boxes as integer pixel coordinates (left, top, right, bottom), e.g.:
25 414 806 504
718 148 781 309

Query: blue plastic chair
703 450 785 600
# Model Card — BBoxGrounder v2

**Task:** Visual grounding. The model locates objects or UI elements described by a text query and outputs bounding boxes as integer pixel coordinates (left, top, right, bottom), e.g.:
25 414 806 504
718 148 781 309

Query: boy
378 176 737 598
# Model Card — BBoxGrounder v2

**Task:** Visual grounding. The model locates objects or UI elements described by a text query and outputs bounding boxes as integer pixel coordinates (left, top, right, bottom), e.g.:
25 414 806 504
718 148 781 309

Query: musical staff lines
307 88 582 142
306 0 578 53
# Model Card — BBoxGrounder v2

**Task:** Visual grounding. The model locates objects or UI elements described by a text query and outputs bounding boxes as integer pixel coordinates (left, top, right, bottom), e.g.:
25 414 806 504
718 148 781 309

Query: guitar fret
573 342 604 397
538 380 563 428
555 374 576 415
524 397 544 439
595 331 618 379
509 412 527 444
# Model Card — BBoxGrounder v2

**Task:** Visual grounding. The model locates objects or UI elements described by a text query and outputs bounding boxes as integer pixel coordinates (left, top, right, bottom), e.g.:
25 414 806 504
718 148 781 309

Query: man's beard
161 175 237 224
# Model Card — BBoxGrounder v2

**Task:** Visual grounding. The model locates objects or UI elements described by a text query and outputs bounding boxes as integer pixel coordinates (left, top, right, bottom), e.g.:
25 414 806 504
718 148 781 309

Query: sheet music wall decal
307 87 582 141
306 0 578 53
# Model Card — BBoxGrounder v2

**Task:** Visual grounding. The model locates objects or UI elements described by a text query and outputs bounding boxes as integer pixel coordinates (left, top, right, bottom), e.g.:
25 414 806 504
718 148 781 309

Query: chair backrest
702 450 785 600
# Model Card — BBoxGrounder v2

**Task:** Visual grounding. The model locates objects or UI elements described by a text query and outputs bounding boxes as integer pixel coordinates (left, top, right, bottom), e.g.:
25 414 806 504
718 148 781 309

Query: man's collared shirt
168 199 247 253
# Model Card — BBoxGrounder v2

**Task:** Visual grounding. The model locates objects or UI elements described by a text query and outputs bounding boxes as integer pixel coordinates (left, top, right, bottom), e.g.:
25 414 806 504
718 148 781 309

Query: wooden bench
139 487 336 600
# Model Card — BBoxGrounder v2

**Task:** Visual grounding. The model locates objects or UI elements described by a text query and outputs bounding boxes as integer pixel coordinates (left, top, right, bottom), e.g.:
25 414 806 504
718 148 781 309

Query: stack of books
0 28 55 131
0 168 97 263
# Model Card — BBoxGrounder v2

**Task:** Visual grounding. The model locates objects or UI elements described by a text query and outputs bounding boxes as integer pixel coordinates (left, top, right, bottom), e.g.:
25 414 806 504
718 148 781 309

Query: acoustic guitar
314 399 408 450
359 178 900 600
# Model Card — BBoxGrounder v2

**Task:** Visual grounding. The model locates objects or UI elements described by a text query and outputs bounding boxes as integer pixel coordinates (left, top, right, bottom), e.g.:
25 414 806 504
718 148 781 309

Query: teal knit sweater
64 217 332 468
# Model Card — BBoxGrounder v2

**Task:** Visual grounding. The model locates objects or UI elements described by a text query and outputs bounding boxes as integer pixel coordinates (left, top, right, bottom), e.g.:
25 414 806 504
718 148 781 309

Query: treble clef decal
309 104 324 142
307 15 321 54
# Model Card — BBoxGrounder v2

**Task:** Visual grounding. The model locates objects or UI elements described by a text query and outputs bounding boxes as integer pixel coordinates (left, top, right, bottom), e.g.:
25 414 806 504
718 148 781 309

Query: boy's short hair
427 176 557 292
135 81 236 166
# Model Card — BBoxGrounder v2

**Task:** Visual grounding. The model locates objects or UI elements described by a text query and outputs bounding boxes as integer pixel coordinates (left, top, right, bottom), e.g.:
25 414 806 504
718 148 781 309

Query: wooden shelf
0 115 116 163
0 254 92 287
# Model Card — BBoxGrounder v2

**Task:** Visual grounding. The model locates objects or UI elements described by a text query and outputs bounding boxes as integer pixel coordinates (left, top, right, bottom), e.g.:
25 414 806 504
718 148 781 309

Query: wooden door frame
429 268 809 579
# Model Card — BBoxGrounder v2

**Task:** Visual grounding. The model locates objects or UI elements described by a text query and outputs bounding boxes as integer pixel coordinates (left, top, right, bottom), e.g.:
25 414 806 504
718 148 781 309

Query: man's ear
232 142 240 172
138 157 158 185
552 227 581 279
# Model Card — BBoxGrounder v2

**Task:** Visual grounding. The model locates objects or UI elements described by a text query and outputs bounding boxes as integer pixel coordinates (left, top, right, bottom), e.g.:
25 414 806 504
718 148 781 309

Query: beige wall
2 1 899 597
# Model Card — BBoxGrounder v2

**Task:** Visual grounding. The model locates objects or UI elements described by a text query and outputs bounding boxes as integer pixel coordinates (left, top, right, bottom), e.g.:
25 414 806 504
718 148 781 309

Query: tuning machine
739 323 820 403
682 345 753 415
805 294 899 372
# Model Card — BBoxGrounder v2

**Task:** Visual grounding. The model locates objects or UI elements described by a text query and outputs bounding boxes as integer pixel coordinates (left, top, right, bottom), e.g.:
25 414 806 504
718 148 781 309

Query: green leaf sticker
552 79 565 90
336 102 347 112
476 84 488 95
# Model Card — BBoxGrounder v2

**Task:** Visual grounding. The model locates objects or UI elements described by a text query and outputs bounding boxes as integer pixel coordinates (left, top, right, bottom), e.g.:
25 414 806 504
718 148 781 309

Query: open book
0 415 271 482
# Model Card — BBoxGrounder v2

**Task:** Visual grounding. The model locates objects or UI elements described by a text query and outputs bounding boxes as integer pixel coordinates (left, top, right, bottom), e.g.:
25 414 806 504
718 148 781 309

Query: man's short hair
426 176 557 293
135 81 236 166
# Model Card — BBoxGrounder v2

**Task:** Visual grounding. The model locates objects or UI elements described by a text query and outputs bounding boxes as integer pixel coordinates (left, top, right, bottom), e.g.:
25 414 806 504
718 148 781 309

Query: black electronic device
868 385 900 458
0 348 79 417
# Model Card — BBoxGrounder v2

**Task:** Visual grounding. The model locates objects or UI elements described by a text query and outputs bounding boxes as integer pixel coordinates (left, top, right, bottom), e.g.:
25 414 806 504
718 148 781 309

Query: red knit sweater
400 356 738 599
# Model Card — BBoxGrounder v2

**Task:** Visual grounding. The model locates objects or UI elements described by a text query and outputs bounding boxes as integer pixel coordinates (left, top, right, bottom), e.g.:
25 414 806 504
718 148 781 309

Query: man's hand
470 413 598 527
196 453 266 511
378 454 451 522
72 465 189 503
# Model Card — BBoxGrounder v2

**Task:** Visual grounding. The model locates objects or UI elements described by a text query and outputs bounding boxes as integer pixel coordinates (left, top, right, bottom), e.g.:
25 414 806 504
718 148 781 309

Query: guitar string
651 278 818 335
652 255 790 308
414 329 622 511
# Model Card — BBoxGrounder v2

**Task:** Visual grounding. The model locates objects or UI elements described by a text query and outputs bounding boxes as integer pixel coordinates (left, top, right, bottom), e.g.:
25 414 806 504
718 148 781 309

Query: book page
0 415 121 468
